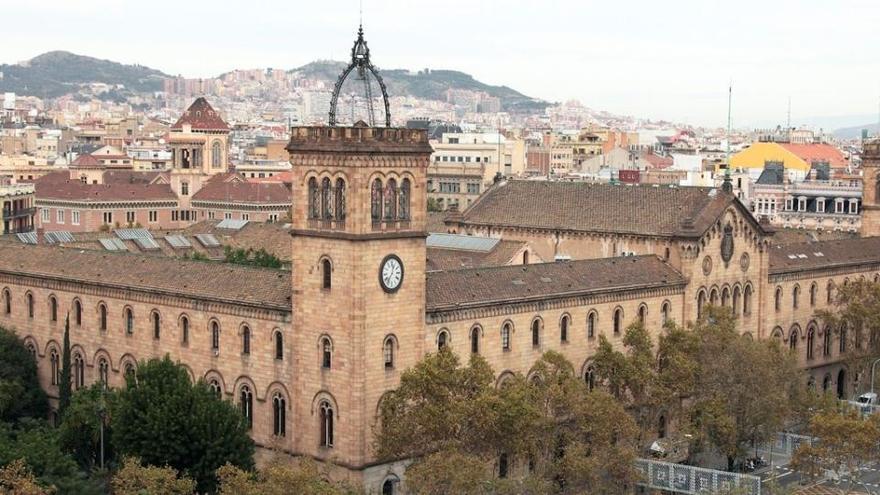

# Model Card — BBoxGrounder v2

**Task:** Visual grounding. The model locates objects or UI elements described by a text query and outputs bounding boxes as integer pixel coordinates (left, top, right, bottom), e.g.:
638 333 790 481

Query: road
760 462 880 493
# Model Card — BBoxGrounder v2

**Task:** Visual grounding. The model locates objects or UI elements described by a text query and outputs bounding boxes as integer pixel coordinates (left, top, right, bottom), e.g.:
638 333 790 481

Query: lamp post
870 357 880 397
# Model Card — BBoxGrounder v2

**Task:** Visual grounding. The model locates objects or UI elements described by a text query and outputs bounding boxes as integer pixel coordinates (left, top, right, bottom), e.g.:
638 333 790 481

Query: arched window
211 321 220 351
437 330 449 350
531 318 541 348
49 296 57 322
501 322 511 351
638 304 647 325
721 287 730 307
241 326 251 355
560 315 569 343
319 400 334 447
792 285 800 309
73 299 82 326
732 286 741 316
840 323 848 353
470 326 480 354
587 311 597 339
73 353 84 390
334 178 346 221
308 177 319 219
743 284 752 316
98 358 109 387
371 178 383 222
50 349 60 385
810 283 818 307
789 328 799 351
322 258 332 290
2 288 9 315
273 393 286 437
124 362 135 379
584 365 595 391
398 178 411 220
211 141 222 168
124 307 134 334
26 292 34 318
151 311 160 340
383 478 398 495
697 290 706 318
240 386 253 429
25 343 36 361
384 178 398 220
807 326 815 360
709 288 719 306
827 281 834 305
209 379 221 398
321 177 333 219
613 308 623 335
99 303 107 331
661 302 671 325
321 337 332 369
275 331 284 360
823 326 831 357
383 336 395 369
180 315 189 344
774 287 782 311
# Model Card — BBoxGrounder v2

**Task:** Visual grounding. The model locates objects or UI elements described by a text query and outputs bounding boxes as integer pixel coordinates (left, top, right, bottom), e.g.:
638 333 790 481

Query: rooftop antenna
786 96 791 137
722 80 733 194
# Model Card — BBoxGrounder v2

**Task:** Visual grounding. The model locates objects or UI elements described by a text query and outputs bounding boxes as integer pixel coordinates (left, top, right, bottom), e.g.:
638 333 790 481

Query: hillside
834 122 880 140
292 60 548 113
0 51 168 98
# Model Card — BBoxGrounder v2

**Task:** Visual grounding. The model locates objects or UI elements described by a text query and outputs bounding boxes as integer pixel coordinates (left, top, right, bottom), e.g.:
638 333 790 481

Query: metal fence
635 458 762 495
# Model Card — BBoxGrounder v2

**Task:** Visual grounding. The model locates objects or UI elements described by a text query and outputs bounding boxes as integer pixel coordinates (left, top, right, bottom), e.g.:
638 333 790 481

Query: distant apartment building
1 179 35 234
427 132 525 210
0 155 57 182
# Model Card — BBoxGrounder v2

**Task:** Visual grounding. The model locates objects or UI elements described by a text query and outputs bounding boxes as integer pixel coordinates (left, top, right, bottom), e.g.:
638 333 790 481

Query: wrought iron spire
328 25 391 127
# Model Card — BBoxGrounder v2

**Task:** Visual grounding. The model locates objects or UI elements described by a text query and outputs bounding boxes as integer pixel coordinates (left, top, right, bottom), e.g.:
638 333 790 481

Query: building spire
722 81 733 194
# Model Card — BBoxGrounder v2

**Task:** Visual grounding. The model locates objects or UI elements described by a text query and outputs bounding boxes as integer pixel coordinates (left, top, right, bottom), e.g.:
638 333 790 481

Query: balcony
2 207 36 220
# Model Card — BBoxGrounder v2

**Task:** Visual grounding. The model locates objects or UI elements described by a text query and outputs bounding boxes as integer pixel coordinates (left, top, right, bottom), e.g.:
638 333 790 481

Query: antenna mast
722 81 733 193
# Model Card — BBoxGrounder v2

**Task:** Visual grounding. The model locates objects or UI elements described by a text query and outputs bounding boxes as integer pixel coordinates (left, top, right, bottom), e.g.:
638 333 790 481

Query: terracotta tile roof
427 240 529 271
171 97 230 131
35 171 177 203
70 154 103 168
102 171 162 185
426 212 448 233
455 180 749 238
779 143 847 169
768 237 880 275
191 180 291 204
642 153 673 169
426 255 685 312
0 244 291 310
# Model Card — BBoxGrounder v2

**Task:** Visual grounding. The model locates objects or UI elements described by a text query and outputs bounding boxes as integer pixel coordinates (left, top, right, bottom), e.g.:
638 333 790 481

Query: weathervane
328 23 392 127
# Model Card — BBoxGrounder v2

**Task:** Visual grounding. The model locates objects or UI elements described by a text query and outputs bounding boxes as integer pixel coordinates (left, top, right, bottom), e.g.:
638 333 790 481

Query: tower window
321 337 332 369
211 321 220 352
501 323 511 351
124 307 134 334
335 178 346 221
308 178 320 219
384 178 398 220
180 315 189 344
242 325 251 355
240 386 253 429
383 336 395 369
321 178 333 219
3 289 10 315
273 393 286 437
152 311 160 340
26 292 34 318
470 326 480 355
398 178 411 220
99 303 107 331
437 330 449 350
587 311 596 339
319 400 334 447
73 299 82 326
49 296 57 322
275 331 284 360
73 353 84 390
613 308 623 335
371 179 383 222
560 314 569 343
531 318 541 348
212 141 222 169
50 349 60 385
322 258 332 290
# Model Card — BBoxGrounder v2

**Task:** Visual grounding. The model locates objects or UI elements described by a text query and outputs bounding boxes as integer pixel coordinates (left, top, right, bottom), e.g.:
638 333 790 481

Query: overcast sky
4 0 880 127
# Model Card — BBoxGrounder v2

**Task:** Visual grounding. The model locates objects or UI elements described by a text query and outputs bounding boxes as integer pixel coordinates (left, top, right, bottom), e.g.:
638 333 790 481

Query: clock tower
285 28 432 481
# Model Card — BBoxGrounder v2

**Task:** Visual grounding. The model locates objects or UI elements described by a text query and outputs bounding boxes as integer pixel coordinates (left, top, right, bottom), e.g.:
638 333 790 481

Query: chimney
36 227 44 245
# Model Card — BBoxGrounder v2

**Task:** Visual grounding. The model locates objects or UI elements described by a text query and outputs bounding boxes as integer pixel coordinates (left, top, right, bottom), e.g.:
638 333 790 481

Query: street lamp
870 357 880 397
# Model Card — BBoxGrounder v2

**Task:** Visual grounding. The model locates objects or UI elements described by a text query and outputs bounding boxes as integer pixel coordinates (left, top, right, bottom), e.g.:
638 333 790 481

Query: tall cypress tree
58 313 72 417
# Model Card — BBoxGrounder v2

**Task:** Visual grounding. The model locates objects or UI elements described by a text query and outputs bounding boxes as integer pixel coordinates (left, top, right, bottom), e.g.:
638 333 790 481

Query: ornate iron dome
328 25 391 127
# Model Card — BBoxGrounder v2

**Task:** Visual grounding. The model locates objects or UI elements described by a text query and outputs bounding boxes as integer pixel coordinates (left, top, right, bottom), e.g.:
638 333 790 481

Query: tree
818 278 880 389
426 198 442 213
216 459 359 495
58 384 113 470
0 327 48 423
58 316 72 418
403 450 495 495
0 459 50 495
111 457 195 495
792 407 880 493
112 356 254 493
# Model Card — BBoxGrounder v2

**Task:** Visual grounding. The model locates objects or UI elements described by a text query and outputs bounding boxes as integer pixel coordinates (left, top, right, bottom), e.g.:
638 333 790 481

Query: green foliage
182 250 210 262
817 278 880 373
426 198 442 212
58 317 71 418
112 356 254 493
111 456 196 495
223 246 283 269
216 459 360 495
58 384 113 470
0 327 48 423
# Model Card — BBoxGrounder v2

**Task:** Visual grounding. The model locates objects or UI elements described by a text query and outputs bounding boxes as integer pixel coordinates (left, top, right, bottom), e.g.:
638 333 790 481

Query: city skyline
3 0 880 128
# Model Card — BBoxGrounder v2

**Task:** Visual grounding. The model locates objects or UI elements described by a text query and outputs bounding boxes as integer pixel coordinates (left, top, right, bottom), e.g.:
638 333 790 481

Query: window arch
826 281 835 305
398 178 411 220
732 286 741 316
806 325 816 360
334 178 346 221
73 299 82 326
383 335 396 369
840 323 848 353
73 353 84 390
2 288 9 315
384 178 398 220
273 392 286 437
709 287 719 306
437 329 449 350
319 400 334 447
241 325 251 355
371 178 383 221
810 282 818 307
382 477 399 495
531 318 541 348
470 326 480 355
180 315 189 344
308 177 319 219
743 284 753 316
661 301 671 325
49 349 60 385
49 295 57 322
25 342 36 361
123 361 136 379
613 307 623 335
501 322 512 351
321 177 333 219
209 379 221 398
210 320 220 352
124 307 134 334
321 336 332 369
99 303 107 331
788 327 799 351
584 364 596 391
774 286 782 311
98 358 109 387
211 140 222 168
638 304 647 325
587 311 597 339
151 311 161 340
26 292 34 318
823 326 832 357
274 331 284 360
697 290 706 318
560 314 570 343
792 285 800 309
240 385 253 429
721 286 730 307
322 258 332 290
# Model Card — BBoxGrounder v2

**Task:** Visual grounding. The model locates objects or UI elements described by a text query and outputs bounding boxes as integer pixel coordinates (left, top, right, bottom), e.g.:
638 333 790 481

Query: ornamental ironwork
328 25 391 127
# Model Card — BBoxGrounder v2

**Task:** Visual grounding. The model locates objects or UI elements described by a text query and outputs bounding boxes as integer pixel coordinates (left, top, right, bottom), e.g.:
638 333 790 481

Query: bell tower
862 138 880 237
285 26 432 482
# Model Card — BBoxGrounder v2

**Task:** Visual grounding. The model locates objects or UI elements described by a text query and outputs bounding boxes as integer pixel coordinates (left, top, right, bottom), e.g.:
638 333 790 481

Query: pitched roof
171 97 229 131
0 244 291 310
769 237 880 275
427 240 529 271
70 154 102 168
34 171 177 202
426 255 685 312
779 143 847 169
191 180 291 204
455 180 748 238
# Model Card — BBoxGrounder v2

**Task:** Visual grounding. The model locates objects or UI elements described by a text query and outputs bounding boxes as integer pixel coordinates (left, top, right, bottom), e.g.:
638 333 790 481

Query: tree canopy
0 327 48 424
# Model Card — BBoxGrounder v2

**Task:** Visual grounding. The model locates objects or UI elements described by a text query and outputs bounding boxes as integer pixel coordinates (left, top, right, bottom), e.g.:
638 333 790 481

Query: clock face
379 255 404 293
